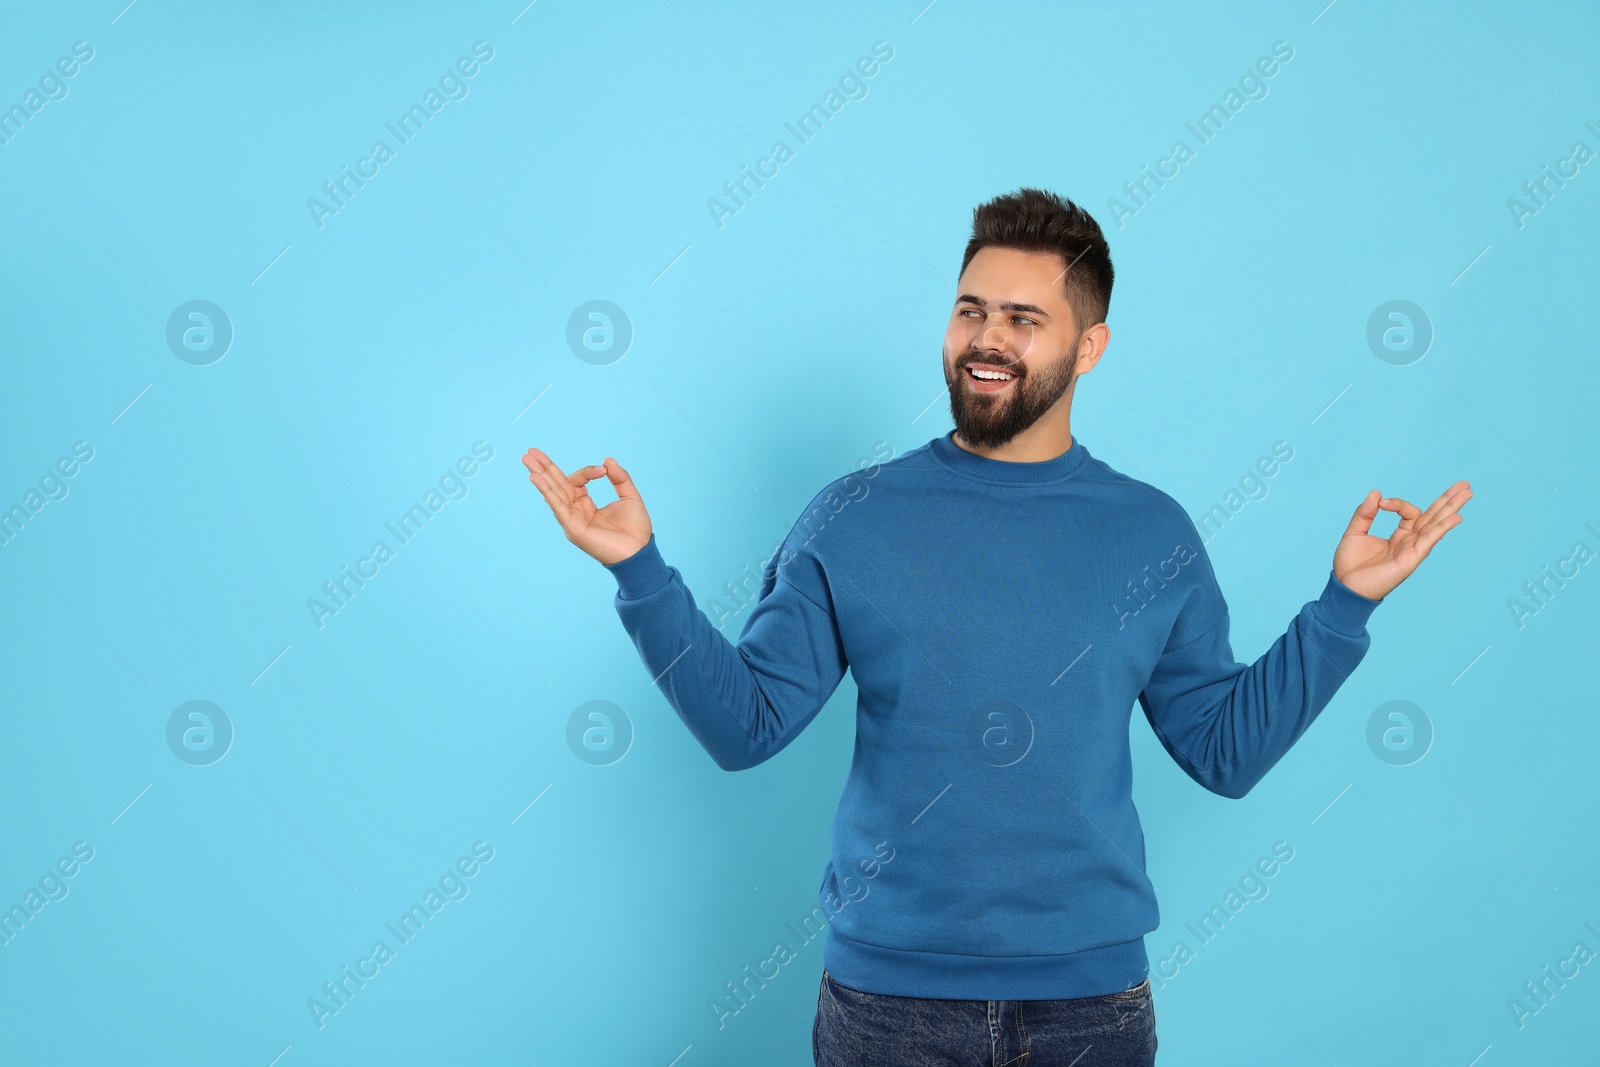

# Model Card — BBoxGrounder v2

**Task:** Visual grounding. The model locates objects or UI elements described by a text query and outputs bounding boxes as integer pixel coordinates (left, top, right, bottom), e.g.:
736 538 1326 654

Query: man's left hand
1333 481 1472 601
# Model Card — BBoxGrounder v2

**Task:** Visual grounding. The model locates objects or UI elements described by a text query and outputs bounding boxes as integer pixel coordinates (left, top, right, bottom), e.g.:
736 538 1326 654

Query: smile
965 364 1016 392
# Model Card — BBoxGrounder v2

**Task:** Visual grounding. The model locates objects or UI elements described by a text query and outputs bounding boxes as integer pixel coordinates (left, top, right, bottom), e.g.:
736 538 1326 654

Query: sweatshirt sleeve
601 529 850 772
1136 544 1383 799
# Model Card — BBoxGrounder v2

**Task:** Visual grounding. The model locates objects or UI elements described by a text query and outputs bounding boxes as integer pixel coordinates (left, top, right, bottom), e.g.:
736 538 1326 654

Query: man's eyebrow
955 293 1052 318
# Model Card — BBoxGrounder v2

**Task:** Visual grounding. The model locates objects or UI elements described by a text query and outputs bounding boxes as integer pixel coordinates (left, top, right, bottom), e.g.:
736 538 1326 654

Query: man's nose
979 316 1009 351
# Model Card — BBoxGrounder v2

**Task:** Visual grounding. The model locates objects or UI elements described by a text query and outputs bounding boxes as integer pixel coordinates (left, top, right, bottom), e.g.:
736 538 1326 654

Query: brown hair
960 187 1114 339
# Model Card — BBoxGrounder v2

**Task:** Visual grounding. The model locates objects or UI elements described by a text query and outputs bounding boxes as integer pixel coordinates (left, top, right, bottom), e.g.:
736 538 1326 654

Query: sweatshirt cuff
1312 569 1383 637
602 533 673 600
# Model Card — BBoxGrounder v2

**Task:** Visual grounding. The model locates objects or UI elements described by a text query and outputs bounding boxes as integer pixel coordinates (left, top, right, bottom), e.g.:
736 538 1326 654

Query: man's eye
958 309 1036 326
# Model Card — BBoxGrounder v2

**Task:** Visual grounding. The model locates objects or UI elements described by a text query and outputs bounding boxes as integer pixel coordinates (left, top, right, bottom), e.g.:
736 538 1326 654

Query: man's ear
1074 323 1110 374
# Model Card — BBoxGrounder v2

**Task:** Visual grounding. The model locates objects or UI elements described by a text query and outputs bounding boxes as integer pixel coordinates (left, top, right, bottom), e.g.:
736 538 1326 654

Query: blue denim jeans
813 968 1158 1066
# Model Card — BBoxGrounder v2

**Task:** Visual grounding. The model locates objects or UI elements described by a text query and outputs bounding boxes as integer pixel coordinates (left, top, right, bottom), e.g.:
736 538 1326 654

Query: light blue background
2 1 1596 1064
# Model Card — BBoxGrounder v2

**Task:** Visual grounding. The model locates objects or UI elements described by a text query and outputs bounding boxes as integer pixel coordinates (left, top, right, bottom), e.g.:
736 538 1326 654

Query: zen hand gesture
522 448 652 566
1333 481 1472 601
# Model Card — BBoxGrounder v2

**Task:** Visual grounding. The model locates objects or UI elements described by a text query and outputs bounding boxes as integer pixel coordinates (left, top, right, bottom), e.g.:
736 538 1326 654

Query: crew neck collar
929 430 1089 485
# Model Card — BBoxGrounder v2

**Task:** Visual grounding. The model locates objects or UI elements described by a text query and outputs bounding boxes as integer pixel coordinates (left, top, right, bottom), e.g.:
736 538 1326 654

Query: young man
523 188 1470 1066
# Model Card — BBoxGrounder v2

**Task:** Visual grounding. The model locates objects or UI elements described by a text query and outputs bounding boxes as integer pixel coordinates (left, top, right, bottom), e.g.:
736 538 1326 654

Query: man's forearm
605 534 848 771
1141 570 1382 798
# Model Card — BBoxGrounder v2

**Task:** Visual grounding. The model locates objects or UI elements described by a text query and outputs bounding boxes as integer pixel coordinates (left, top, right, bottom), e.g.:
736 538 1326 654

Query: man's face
942 246 1083 450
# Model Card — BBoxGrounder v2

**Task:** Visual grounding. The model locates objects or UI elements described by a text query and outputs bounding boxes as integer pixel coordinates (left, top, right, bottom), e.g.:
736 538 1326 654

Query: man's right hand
522 448 653 566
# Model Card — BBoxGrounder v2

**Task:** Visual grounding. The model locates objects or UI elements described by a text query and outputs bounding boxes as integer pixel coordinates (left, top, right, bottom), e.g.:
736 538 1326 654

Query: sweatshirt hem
603 534 672 600
821 927 1150 1001
1312 569 1382 637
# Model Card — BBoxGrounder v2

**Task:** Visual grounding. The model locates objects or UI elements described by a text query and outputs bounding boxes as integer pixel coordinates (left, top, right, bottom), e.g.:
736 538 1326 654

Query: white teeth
970 368 1014 381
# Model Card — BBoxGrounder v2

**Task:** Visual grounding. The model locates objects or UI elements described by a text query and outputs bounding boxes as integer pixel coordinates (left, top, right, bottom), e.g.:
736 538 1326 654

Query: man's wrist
602 534 673 600
1314 569 1383 636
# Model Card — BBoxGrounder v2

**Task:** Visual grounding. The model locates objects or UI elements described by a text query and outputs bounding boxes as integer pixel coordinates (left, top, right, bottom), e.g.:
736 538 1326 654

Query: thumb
1342 489 1381 538
602 456 641 501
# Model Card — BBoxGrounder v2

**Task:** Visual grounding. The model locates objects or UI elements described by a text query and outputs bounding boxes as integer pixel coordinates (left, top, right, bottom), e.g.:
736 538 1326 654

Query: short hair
959 187 1114 339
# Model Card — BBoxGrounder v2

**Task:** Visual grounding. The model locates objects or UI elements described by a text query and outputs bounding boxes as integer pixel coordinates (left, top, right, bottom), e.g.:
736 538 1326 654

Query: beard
944 349 1079 450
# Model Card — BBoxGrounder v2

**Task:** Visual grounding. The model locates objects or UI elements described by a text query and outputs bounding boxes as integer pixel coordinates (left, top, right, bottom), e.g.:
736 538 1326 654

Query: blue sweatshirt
602 430 1382 1000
